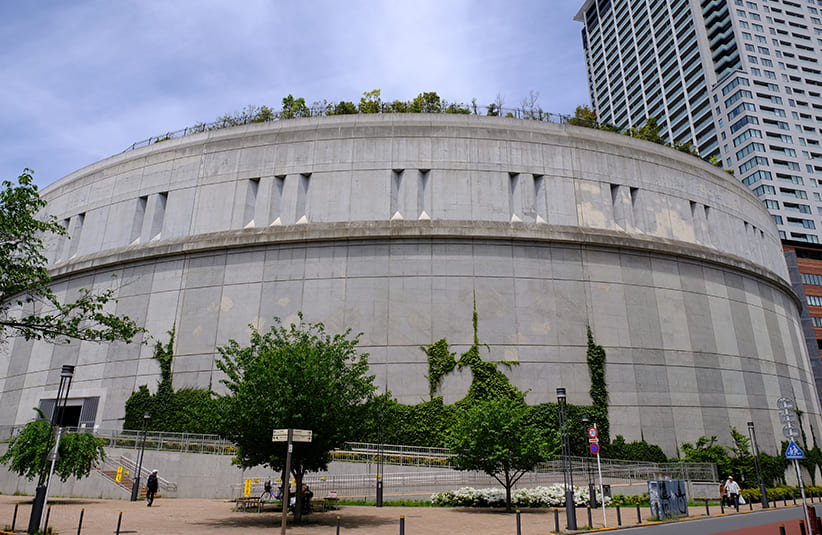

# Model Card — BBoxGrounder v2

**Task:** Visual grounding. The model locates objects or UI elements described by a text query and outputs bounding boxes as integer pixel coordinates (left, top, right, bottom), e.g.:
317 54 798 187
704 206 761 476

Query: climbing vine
421 297 523 404
123 326 221 434
424 339 456 398
586 325 609 444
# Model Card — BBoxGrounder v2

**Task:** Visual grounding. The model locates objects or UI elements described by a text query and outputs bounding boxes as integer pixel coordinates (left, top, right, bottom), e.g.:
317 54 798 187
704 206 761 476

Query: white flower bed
431 484 612 508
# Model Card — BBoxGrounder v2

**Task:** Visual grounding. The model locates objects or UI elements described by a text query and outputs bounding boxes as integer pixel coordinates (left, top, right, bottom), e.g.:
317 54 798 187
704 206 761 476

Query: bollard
705 498 710 516
78 508 85 535
587 505 592 527
516 510 522 535
749 498 753 511
44 505 51 534
554 508 559 533
794 494 797 505
399 515 405 535
636 503 641 524
616 504 622 526
800 519 807 535
779 523 787 535
720 499 725 514
336 515 341 535
11 503 18 531
116 511 123 535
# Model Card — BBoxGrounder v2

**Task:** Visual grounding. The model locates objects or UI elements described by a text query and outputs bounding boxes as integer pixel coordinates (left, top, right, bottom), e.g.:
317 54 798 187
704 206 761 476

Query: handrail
123 105 573 152
0 424 717 481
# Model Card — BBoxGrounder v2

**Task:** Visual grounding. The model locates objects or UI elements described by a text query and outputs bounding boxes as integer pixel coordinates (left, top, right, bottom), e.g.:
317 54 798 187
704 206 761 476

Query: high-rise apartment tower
576 0 822 244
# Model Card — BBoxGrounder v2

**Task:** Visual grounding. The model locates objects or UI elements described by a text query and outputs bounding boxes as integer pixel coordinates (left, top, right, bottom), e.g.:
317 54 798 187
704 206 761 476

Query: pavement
0 494 816 534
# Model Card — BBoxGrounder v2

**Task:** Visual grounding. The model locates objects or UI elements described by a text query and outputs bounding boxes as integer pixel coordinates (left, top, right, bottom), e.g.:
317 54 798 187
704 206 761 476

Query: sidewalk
0 495 794 535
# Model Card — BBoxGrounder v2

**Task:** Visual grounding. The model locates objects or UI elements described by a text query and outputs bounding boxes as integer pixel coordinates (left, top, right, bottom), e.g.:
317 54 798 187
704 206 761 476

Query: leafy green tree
626 117 666 145
280 95 310 119
411 92 443 113
0 410 106 482
448 397 559 511
359 89 383 113
216 314 377 522
568 105 599 128
0 170 144 343
681 436 733 480
327 100 358 115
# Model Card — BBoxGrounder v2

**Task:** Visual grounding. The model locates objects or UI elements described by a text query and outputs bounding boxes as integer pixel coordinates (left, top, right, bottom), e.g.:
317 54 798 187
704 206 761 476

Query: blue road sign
786 440 805 460
590 443 599 455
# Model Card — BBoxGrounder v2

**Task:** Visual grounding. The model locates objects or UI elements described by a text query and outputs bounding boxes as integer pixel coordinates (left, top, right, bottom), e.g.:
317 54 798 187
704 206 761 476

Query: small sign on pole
786 440 805 459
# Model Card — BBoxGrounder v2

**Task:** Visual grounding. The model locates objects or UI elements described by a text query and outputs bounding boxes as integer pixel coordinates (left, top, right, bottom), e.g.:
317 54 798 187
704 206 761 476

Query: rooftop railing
123 105 574 152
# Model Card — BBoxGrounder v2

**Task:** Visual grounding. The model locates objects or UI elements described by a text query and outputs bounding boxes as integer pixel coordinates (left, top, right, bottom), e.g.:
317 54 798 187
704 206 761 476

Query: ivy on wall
424 339 455 398
123 327 221 434
586 325 609 445
421 298 523 404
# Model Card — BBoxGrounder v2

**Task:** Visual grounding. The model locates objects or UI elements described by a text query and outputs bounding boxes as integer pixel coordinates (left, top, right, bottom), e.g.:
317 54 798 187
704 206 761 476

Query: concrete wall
0 114 818 456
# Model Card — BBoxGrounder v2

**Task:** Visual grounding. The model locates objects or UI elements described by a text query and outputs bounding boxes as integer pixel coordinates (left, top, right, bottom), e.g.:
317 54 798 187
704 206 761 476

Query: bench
235 496 262 512
320 496 340 511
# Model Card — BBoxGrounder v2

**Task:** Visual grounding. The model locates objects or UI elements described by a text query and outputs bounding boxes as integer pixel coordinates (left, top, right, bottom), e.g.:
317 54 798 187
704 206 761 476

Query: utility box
648 479 688 519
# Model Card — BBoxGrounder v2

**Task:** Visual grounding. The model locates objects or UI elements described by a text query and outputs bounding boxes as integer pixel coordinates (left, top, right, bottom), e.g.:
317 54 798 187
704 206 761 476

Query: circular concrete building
1 114 819 454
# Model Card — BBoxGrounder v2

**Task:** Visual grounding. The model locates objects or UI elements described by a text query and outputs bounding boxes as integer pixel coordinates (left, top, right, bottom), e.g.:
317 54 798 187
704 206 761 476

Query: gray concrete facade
0 114 819 455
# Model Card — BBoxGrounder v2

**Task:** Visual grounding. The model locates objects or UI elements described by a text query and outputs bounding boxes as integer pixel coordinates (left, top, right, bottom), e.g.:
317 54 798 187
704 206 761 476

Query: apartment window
753 184 777 196
808 295 822 306
765 199 781 208
813 317 822 327
802 273 822 285
743 169 773 185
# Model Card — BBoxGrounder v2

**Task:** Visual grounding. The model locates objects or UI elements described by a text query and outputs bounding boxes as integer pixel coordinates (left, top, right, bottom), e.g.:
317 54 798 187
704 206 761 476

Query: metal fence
123 105 574 152
0 425 715 485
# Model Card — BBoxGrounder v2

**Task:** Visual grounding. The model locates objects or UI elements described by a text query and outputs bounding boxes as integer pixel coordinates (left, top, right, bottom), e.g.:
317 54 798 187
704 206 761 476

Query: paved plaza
0 494 808 534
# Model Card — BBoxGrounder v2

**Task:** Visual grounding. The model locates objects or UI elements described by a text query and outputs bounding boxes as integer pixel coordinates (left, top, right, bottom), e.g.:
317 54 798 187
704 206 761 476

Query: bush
431 485 611 508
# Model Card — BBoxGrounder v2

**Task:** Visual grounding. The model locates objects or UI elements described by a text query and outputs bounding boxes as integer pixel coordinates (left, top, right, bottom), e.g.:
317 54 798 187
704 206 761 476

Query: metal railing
123 105 573 152
0 425 716 483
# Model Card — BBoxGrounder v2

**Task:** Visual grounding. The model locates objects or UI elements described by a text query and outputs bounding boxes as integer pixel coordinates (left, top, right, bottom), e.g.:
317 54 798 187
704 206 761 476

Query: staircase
97 455 176 497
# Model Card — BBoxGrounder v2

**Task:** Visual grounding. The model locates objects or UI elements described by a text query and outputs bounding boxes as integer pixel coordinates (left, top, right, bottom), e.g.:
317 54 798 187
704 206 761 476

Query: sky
0 1 590 191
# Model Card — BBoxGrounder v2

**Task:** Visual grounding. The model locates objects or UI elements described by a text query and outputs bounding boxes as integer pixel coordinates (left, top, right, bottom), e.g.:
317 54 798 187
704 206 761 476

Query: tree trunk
504 469 512 513
293 470 304 523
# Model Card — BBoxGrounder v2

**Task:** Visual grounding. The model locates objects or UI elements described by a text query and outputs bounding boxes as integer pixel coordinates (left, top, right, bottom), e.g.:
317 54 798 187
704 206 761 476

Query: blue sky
1 1 589 190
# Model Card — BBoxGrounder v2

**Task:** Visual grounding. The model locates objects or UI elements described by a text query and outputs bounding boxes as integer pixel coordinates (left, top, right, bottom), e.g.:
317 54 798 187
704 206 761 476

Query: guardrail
0 425 716 482
123 105 574 152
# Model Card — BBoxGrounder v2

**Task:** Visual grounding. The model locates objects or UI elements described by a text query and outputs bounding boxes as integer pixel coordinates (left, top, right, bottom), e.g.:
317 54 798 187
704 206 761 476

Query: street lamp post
29 365 74 534
557 388 577 530
131 412 151 501
747 421 769 508
581 414 597 508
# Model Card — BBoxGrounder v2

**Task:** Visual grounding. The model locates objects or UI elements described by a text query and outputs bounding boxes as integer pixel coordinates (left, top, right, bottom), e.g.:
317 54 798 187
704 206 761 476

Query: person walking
725 476 740 511
146 469 159 507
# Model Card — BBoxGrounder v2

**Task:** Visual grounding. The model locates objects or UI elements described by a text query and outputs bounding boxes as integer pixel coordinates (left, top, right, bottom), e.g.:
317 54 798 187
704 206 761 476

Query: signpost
778 397 810 531
272 428 313 534
588 425 607 528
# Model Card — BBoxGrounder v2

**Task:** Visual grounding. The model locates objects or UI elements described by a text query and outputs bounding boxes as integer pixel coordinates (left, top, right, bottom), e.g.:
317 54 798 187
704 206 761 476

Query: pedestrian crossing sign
786 440 805 459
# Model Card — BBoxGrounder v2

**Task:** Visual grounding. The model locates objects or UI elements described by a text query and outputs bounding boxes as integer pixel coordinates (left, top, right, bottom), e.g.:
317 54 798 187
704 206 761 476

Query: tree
411 92 442 113
216 314 377 522
0 170 144 343
280 95 310 119
0 410 106 482
568 105 599 128
448 397 558 511
359 89 383 114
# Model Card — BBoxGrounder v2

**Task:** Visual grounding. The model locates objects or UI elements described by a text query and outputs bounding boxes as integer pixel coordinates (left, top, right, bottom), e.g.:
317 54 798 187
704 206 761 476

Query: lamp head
144 412 151 420
60 365 75 378
556 387 566 401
